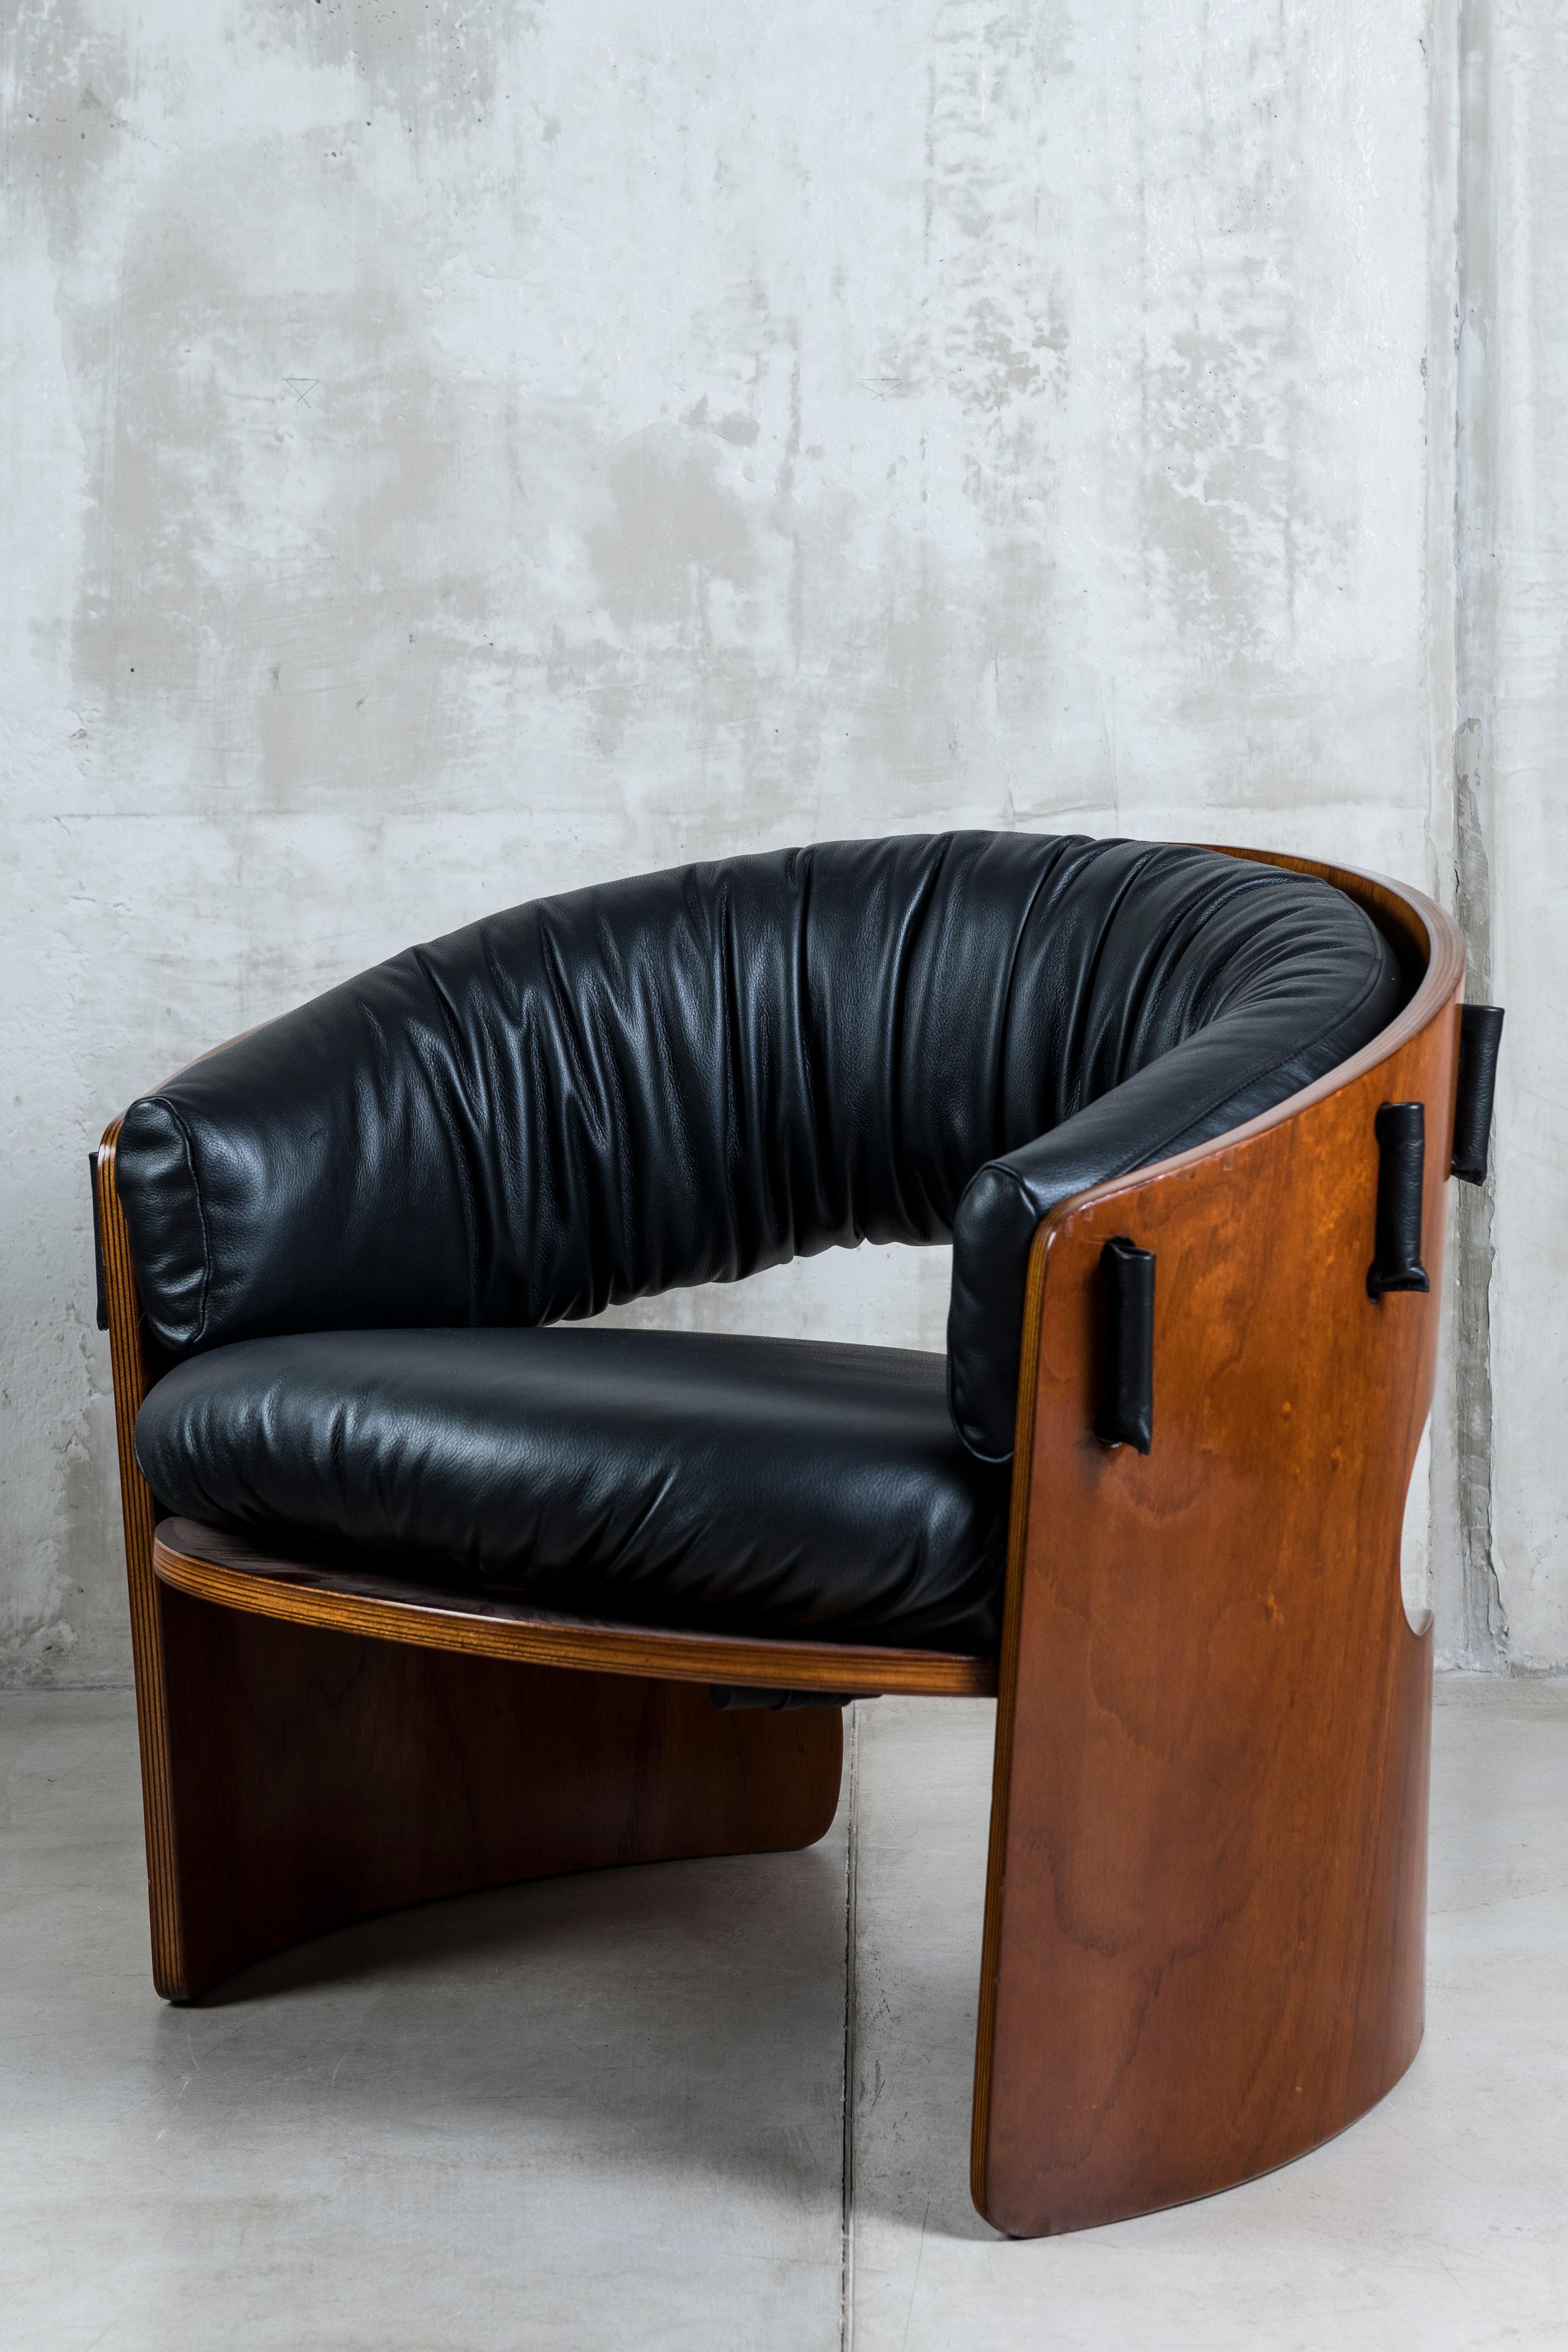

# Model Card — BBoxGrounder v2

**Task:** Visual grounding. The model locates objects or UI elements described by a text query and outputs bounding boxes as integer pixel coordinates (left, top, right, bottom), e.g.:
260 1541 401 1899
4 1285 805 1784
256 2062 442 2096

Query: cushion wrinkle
114 834 1406 1468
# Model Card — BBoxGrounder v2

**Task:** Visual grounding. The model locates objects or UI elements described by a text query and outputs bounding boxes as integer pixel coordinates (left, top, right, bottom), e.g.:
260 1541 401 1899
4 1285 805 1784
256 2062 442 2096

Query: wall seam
1452 0 1509 1668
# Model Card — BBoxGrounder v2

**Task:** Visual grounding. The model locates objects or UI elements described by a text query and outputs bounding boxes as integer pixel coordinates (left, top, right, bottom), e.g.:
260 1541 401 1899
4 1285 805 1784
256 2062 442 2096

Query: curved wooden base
146 1579 843 2003
141 1506 990 2003
152 1519 997 1699
95 1129 852 2005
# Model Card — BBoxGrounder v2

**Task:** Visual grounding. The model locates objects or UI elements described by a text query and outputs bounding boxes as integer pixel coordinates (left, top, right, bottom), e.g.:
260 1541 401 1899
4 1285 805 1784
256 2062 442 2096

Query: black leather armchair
94 832 1482 2235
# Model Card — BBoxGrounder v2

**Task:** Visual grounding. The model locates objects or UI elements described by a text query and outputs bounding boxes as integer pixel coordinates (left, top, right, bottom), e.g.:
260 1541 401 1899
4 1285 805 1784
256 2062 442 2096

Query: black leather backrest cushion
114 835 1405 1462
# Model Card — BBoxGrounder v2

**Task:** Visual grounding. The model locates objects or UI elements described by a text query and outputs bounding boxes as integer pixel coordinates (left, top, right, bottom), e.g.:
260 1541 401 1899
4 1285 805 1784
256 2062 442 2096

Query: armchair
92 832 1491 2236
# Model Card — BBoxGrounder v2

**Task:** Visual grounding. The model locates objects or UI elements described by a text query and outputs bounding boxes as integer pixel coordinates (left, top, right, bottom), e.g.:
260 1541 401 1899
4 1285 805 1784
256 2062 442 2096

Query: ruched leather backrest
114 835 1405 1461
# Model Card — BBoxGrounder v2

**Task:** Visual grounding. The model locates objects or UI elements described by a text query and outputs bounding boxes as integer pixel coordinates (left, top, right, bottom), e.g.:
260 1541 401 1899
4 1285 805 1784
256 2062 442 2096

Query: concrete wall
1 0 1526 1686
1450 3 1568 1671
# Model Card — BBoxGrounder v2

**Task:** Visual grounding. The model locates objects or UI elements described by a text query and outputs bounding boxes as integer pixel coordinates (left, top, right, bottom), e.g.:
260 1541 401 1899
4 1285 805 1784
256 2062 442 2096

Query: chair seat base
152 1519 998 1699
135 1563 853 2003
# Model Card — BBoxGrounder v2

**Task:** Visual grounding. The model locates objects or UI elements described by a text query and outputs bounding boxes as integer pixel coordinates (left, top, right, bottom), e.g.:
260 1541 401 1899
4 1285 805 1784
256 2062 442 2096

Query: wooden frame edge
151 1522 997 1699
96 1119 185 1996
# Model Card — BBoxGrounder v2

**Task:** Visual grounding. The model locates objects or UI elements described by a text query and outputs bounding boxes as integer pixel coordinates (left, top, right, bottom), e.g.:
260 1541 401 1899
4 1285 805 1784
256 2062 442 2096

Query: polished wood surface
149 1583 842 2001
153 1520 996 1699
96 1132 844 2003
971 858 1465 2236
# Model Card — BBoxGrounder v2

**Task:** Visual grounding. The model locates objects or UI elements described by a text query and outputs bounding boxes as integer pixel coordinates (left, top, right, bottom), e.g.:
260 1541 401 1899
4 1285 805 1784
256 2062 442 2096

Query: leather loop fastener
1093 1235 1155 1454
1368 1103 1430 1300
1450 1004 1505 1184
90 1150 109 1332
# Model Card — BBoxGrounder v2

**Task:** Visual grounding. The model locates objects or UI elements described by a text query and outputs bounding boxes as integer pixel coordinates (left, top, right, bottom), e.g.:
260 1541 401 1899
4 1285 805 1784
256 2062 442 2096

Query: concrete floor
1 1679 1563 2349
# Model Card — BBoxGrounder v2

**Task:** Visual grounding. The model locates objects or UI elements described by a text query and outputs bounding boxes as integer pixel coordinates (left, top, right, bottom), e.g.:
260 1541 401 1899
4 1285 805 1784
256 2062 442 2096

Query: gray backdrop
2 2 1555 1680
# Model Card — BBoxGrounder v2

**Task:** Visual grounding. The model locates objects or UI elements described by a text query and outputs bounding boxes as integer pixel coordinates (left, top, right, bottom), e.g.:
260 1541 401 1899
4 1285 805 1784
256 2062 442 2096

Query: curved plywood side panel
971 858 1464 2235
139 1591 844 2002
95 1131 846 2003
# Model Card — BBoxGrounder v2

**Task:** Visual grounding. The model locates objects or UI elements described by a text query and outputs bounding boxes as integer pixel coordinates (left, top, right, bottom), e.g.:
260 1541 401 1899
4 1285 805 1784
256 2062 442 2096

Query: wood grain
152 1520 996 1699
96 1134 844 2003
149 1582 842 2001
971 859 1465 2236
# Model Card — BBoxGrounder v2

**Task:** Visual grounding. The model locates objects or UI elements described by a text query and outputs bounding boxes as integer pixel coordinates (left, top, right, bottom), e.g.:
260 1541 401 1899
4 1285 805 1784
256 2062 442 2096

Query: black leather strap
1451 1004 1505 1184
1093 1237 1155 1453
89 1151 108 1333
1368 1103 1430 1300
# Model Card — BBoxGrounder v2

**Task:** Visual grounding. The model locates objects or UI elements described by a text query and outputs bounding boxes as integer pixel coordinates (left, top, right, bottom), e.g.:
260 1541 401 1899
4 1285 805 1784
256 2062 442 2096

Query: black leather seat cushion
134 1327 1014 1652
114 835 1405 1465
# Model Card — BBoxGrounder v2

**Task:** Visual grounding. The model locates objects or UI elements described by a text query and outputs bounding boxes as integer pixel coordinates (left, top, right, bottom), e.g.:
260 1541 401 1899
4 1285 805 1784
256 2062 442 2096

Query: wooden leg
972 1006 1452 2237
147 1584 842 2001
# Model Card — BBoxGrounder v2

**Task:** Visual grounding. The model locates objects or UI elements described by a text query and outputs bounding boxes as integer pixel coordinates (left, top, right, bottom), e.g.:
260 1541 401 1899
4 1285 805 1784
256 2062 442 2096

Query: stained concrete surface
1 1676 1563 2349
